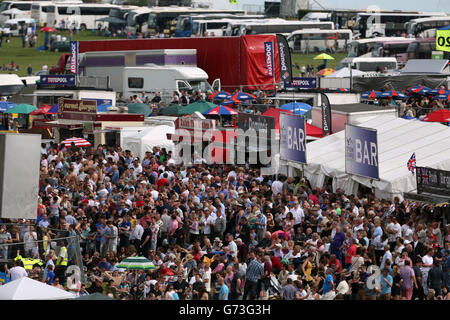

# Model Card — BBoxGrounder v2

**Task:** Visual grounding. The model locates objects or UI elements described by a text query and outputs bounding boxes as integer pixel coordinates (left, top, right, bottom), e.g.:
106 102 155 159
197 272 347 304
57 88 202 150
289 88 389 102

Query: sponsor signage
58 98 97 115
279 113 307 164
237 113 275 153
40 75 75 86
238 113 275 133
284 77 317 89
264 41 274 77
276 34 293 84
321 93 332 137
176 117 214 131
70 41 78 74
436 29 450 53
345 124 379 180
416 166 450 196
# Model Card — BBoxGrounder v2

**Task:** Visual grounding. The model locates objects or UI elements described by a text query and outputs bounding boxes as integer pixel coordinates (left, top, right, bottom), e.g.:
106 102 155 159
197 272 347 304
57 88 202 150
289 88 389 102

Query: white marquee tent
302 115 450 199
122 125 175 160
0 277 76 300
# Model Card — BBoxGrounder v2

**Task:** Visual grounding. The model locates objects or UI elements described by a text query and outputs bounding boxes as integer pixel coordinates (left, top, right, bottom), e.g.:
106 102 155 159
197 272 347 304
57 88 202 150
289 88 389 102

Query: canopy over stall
303 115 450 199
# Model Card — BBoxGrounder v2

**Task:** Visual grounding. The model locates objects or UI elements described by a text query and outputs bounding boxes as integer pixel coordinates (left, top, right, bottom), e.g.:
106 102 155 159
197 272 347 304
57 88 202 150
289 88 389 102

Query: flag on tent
407 152 416 174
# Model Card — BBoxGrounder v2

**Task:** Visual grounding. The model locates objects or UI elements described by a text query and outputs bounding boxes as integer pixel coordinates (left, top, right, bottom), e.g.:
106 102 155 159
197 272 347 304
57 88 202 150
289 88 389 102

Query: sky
310 0 450 13
194 0 450 13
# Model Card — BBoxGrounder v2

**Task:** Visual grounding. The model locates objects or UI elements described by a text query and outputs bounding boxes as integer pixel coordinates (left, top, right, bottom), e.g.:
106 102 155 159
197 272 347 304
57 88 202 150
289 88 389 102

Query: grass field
0 31 106 76
290 52 347 77
0 32 348 77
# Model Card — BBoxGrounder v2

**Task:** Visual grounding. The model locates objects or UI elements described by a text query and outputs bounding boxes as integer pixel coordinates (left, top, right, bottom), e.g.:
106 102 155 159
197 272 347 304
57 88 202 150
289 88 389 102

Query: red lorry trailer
53 35 285 92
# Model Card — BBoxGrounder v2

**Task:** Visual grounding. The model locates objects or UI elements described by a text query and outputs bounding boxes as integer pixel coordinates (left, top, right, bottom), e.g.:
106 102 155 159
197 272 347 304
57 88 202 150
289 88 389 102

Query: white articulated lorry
79 49 220 104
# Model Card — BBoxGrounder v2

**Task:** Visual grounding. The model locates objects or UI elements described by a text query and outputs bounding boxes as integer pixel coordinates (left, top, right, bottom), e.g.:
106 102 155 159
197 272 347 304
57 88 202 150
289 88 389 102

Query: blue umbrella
379 90 408 99
97 103 112 113
209 91 231 101
429 88 450 96
48 104 59 114
406 85 431 96
280 102 312 115
360 90 382 99
230 92 257 101
203 105 238 115
0 101 16 112
219 100 236 106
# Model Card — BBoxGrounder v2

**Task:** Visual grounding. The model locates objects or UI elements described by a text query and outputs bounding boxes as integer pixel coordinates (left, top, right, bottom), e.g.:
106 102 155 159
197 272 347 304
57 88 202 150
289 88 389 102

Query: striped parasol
61 137 91 147
117 256 156 270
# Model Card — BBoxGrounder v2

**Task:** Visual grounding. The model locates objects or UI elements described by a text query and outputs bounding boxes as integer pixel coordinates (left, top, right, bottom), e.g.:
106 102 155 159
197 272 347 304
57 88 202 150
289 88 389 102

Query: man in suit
412 232 425 260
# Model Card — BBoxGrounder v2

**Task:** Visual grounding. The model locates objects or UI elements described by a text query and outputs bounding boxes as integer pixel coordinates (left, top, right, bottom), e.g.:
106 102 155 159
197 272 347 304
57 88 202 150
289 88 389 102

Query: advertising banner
284 77 317 89
436 30 450 53
264 41 275 77
58 98 97 115
345 124 379 180
279 113 307 164
416 166 450 196
70 41 78 75
276 34 293 84
40 75 75 86
321 93 332 137
237 113 275 153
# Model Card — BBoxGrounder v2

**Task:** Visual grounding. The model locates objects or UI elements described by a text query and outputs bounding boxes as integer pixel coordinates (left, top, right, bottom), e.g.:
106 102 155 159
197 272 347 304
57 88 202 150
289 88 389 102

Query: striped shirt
246 258 264 282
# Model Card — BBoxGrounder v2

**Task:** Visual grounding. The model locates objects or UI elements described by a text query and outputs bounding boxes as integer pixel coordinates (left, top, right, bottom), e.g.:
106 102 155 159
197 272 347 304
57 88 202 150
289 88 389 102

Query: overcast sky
310 0 450 13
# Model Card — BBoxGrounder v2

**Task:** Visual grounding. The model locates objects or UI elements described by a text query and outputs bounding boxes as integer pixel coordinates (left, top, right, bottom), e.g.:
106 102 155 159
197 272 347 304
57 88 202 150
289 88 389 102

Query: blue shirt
380 274 393 295
322 274 334 294
219 284 229 300
46 270 55 285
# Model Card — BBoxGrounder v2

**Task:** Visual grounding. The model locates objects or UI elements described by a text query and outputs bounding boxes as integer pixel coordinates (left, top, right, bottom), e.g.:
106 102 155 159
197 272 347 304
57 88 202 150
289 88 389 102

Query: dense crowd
0 142 449 301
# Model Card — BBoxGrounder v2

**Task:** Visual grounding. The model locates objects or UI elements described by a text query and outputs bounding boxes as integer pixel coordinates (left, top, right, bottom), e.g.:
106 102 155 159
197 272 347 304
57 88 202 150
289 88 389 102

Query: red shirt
157 178 168 191
345 244 357 264
328 259 342 272
135 200 145 207
308 194 319 205
271 256 282 271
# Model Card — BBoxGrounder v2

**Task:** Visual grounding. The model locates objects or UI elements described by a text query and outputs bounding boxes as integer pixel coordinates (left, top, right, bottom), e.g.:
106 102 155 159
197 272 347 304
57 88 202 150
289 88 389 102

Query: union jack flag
407 152 416 174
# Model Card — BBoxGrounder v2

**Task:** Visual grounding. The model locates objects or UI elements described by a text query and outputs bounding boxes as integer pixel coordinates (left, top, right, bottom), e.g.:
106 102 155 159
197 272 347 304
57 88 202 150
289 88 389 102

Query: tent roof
401 59 449 74
304 115 450 196
0 277 76 300
326 67 367 78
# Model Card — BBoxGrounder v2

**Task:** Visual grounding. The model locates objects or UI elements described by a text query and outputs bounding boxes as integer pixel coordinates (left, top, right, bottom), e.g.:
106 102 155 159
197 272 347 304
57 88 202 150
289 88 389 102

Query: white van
337 57 398 73
1 18 35 36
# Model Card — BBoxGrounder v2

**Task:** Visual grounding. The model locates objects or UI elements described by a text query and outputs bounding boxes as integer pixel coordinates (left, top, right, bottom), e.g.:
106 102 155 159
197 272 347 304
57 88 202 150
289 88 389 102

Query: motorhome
80 49 220 104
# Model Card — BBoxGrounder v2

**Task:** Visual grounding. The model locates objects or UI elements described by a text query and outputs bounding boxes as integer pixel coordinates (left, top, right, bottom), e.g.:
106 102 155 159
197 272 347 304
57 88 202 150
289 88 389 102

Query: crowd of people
0 141 449 301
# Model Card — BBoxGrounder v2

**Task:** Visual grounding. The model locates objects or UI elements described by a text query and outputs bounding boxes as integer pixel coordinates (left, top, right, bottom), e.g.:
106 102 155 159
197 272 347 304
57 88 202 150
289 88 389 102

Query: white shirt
291 206 305 225
271 180 283 194
9 266 28 281
202 269 211 292
392 223 402 239
421 255 433 272
130 224 144 240
228 240 238 258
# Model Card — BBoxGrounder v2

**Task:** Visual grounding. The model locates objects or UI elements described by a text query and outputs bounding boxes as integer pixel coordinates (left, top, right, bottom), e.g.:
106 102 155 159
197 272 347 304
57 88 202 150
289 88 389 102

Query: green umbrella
178 100 217 116
159 104 183 116
117 256 156 270
4 103 37 114
128 103 151 117
75 292 115 300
